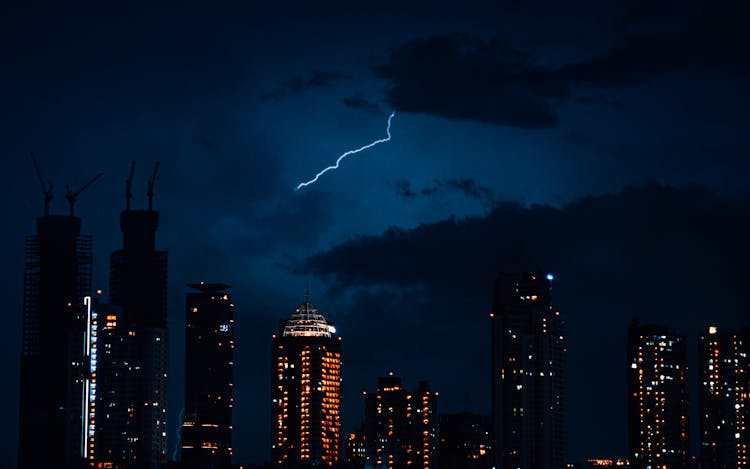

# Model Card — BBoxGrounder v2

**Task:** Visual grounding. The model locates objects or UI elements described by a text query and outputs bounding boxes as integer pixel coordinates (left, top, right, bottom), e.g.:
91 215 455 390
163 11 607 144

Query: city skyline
2 1 749 466
10 188 748 466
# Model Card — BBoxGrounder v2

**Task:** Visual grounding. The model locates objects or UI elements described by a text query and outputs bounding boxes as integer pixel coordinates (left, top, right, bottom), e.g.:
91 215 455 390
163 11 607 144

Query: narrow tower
19 215 93 468
491 272 566 469
103 161 168 468
699 325 750 468
181 283 235 468
271 298 342 468
19 153 96 468
627 319 689 468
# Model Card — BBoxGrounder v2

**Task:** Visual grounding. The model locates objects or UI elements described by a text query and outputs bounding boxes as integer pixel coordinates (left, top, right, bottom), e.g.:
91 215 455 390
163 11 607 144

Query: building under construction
96 161 169 469
18 153 100 468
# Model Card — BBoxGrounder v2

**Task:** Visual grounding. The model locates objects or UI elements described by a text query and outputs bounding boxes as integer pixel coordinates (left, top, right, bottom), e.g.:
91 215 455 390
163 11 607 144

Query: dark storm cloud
432 179 495 204
343 93 383 115
374 33 562 127
393 178 496 205
374 3 750 126
392 180 417 198
304 184 750 306
260 70 352 101
301 184 750 456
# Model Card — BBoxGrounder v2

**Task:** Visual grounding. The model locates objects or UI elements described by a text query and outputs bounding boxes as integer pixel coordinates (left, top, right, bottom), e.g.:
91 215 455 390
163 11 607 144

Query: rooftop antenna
125 160 135 210
304 281 311 301
147 160 160 211
30 152 54 216
65 172 104 216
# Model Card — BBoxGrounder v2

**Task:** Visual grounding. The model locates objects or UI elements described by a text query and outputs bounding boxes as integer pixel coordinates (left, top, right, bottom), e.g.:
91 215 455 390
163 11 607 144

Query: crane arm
30 152 48 193
147 160 160 210
65 172 104 215
73 172 104 197
125 161 135 210
30 152 54 215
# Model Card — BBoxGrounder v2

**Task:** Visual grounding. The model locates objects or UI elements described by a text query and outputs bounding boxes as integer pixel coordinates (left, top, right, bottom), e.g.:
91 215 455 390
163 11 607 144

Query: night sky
2 1 749 465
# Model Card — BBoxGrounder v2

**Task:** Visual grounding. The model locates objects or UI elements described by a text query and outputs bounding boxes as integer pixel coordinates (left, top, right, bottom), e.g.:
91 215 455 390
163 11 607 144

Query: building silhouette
699 325 750 468
180 282 235 468
362 373 438 469
437 413 491 469
101 203 168 468
627 318 689 468
344 425 366 467
491 273 566 469
271 298 342 468
19 213 93 468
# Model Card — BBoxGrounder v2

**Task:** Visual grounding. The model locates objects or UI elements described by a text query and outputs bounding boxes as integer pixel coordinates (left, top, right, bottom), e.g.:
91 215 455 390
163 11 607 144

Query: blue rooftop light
546 273 554 281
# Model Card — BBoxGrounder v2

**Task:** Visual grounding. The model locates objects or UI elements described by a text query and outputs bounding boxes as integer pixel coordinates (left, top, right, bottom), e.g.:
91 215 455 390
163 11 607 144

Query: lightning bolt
295 111 396 190
173 407 184 461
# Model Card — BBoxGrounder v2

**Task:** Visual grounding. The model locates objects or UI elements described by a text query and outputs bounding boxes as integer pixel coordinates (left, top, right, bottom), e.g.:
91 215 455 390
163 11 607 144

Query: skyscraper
491 272 566 469
271 298 342 468
699 325 749 468
627 318 689 468
90 301 143 467
362 373 438 469
106 207 169 468
19 214 93 468
180 282 235 468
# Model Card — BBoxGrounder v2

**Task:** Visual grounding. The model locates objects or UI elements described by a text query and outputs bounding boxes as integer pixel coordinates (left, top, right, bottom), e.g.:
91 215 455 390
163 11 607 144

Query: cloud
260 70 352 100
343 93 383 115
392 180 417 198
393 178 497 206
304 184 750 308
298 183 750 457
374 33 562 128
373 7 750 126
433 179 496 204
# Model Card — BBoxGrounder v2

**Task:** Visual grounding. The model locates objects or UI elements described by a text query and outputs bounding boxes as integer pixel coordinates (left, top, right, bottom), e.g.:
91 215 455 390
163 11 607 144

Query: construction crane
147 160 160 211
30 152 54 216
125 160 135 210
65 172 104 216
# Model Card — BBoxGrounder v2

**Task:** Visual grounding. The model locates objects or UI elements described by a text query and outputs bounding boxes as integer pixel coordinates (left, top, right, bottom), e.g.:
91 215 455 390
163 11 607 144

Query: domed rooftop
283 300 336 338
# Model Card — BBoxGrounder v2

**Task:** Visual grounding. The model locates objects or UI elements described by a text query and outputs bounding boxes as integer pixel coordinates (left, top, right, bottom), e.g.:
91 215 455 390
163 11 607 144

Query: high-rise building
362 373 438 469
627 318 689 468
437 413 491 469
699 325 750 468
491 273 566 469
105 207 169 468
19 214 93 468
271 298 342 468
90 301 143 467
180 283 235 468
